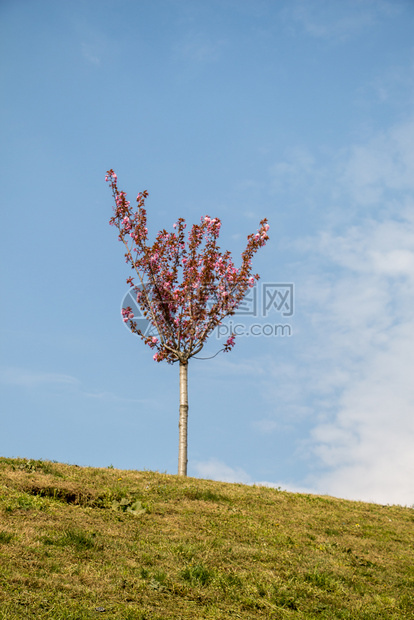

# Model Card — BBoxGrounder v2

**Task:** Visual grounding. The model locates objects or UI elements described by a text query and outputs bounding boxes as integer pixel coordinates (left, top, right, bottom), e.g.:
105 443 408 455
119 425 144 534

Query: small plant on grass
60 529 98 550
304 568 342 593
42 529 101 551
183 487 227 502
149 569 168 591
270 584 300 610
5 458 61 476
0 531 13 544
4 492 46 513
111 497 147 515
181 563 214 586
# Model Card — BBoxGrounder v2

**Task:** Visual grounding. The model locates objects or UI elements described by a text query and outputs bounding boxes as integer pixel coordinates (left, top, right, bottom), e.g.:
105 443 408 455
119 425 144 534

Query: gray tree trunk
178 361 189 476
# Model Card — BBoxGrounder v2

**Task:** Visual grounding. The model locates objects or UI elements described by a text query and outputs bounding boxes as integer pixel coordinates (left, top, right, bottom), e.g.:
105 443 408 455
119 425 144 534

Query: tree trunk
178 360 189 476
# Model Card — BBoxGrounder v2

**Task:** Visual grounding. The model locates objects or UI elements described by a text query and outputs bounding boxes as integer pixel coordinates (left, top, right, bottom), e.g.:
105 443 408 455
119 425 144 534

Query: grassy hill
0 457 413 619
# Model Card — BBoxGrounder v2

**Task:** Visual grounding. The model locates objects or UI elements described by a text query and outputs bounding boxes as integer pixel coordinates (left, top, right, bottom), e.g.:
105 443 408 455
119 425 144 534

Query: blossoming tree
106 170 269 476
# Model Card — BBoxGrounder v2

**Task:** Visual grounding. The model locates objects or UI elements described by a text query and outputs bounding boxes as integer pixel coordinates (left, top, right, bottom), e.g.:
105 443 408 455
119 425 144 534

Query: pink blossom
121 308 134 322
107 169 268 366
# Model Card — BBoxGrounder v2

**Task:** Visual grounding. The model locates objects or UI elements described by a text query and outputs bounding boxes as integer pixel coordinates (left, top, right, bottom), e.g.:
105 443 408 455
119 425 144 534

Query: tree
106 170 269 476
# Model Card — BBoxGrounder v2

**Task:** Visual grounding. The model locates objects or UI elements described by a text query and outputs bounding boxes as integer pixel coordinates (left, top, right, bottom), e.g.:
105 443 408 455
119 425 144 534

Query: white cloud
193 458 252 484
173 32 226 64
264 112 414 506
0 367 148 405
82 389 151 405
81 42 101 66
340 120 414 206
0 367 80 388
269 117 414 226
269 146 321 195
283 0 396 42
193 458 320 497
300 217 414 506
255 479 318 495
253 419 280 434
193 355 267 378
294 141 414 504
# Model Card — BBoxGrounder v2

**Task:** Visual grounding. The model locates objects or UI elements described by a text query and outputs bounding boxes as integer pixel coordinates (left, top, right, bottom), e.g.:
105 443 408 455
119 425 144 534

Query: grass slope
0 457 413 619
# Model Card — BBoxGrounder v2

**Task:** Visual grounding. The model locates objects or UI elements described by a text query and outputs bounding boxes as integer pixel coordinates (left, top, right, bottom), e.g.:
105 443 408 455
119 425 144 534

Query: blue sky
1 0 414 506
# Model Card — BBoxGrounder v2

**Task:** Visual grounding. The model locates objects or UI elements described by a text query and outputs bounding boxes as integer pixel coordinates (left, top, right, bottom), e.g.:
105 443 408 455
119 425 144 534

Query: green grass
0 457 413 619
